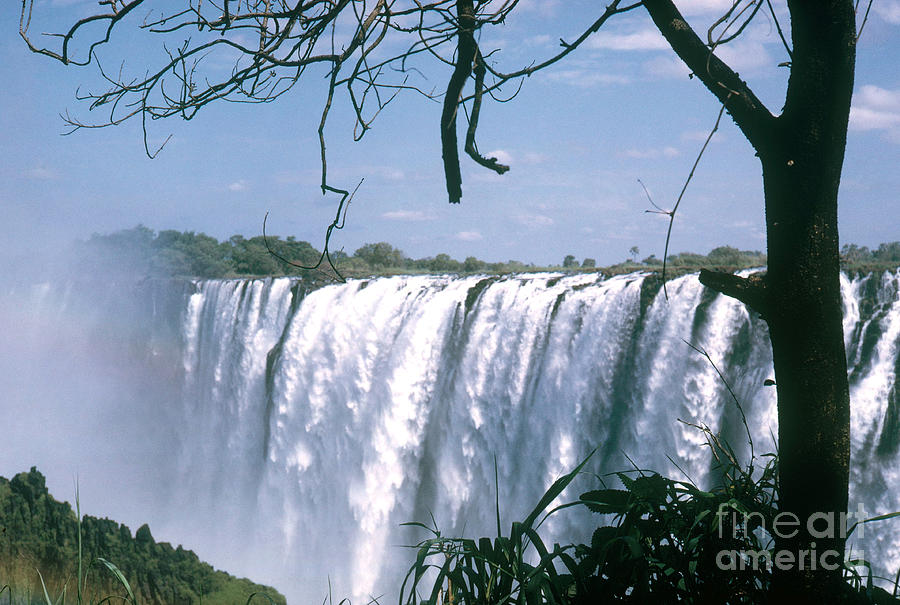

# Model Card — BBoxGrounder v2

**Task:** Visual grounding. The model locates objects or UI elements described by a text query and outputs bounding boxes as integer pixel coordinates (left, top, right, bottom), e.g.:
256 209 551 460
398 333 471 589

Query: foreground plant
400 432 900 605
31 484 137 605
400 454 595 605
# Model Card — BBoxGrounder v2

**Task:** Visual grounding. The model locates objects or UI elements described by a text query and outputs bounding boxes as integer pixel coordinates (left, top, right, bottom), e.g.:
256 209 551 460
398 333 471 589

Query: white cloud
682 129 726 143
515 213 555 228
526 34 553 46
522 152 548 165
642 37 772 79
712 40 773 74
855 85 900 111
485 149 514 165
621 146 680 159
381 210 434 221
545 69 633 87
676 0 739 16
456 231 483 241
228 180 249 192
850 85 900 141
364 165 406 180
851 107 900 130
643 56 691 79
874 0 900 24
24 167 58 180
588 29 669 51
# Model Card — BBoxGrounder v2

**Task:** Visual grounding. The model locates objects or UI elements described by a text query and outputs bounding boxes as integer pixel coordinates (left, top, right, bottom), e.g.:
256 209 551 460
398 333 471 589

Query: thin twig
681 338 755 462
644 98 729 299
262 179 363 282
856 0 874 41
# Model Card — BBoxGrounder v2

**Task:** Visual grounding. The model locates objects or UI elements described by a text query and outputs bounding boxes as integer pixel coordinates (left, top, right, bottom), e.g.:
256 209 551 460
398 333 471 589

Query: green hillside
0 468 286 605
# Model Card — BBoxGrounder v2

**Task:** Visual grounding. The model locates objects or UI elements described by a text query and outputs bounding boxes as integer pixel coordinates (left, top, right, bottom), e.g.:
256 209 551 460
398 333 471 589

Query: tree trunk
658 0 857 600
763 147 851 603
759 3 856 602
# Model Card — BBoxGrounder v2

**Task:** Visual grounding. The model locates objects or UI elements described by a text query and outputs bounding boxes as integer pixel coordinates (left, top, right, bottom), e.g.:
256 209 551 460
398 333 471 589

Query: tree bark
763 4 856 601
645 1 856 602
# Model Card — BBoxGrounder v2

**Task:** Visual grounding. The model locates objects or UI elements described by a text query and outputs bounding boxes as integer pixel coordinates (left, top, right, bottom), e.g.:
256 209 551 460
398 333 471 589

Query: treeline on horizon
73 225 900 280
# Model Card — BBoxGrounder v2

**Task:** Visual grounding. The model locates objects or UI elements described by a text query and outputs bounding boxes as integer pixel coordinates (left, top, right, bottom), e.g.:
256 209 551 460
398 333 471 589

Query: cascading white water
1 269 898 603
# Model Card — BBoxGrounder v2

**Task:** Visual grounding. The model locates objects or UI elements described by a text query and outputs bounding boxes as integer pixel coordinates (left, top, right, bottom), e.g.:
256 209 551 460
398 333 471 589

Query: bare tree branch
441 0 478 204
698 269 769 318
642 0 776 153
262 179 363 283
463 50 509 180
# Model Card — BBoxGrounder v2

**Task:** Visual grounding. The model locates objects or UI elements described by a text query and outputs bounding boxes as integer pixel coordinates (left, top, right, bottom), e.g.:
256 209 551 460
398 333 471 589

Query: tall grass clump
27 483 137 605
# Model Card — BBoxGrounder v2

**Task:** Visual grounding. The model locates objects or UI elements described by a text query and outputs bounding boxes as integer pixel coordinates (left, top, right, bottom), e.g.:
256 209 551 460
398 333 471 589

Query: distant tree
841 243 872 264
642 254 663 266
666 252 708 266
229 236 282 275
628 246 640 263
562 255 578 269
280 237 321 268
464 256 486 273
353 242 406 270
581 258 596 269
875 242 900 263
429 253 461 273
706 245 744 266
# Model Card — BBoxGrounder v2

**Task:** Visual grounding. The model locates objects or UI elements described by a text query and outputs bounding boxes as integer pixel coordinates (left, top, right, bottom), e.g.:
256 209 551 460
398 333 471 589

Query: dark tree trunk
762 4 856 600
763 145 852 602
645 1 857 602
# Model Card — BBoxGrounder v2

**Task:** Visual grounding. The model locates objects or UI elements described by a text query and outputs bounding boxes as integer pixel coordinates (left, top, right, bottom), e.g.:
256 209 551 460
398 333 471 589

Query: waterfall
2 269 899 603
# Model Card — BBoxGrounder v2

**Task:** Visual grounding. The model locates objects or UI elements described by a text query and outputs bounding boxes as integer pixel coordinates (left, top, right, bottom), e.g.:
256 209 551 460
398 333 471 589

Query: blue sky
2 0 899 267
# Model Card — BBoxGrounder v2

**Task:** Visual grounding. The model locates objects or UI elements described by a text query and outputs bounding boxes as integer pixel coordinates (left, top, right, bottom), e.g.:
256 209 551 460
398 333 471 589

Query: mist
0 244 187 554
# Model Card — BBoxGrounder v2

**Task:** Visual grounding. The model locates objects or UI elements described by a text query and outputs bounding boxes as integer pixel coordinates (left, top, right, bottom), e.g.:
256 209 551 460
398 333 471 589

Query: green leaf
579 489 631 514
847 510 900 538
97 557 137 604
522 449 595 530
629 474 670 502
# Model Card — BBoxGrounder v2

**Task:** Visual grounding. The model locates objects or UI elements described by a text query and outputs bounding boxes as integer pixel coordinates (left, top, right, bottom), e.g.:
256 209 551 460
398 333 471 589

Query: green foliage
73 226 324 279
666 247 766 269
73 227 899 281
0 468 286 605
464 256 487 273
400 454 596 605
400 433 899 605
354 242 407 270
841 242 900 273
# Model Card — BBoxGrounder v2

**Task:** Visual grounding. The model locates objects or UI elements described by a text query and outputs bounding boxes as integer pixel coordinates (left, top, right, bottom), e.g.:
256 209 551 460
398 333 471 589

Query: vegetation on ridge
0 467 285 605
72 226 900 281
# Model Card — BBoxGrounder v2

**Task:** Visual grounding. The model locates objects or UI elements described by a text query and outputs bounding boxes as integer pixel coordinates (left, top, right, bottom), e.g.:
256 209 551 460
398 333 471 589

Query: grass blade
96 558 136 604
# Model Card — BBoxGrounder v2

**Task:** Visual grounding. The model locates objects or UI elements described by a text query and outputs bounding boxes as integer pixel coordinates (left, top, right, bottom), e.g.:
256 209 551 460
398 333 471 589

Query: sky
2 0 899 268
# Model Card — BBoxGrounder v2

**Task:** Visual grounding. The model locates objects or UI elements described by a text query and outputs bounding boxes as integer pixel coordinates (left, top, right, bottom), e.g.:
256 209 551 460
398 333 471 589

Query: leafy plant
400 427 900 604
573 426 778 604
399 454 595 605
